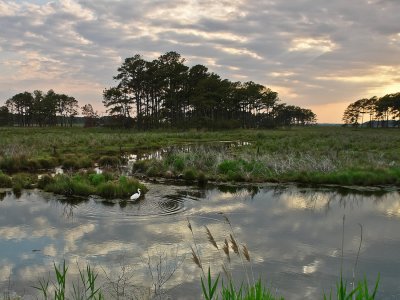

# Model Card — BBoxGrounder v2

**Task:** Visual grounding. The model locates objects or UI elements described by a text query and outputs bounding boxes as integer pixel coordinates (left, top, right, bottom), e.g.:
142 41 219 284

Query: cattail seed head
187 217 193 233
205 226 218 249
242 244 250 262
230 234 239 255
190 246 201 269
223 238 230 262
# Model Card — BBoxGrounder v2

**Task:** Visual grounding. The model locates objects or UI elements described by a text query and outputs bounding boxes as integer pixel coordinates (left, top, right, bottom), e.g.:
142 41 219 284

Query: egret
130 188 141 201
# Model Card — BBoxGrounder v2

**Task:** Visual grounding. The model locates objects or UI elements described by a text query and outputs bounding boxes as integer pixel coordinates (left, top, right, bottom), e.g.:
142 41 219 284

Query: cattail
230 234 239 255
223 238 230 262
242 244 250 262
205 226 218 249
191 246 202 269
223 214 231 225
187 217 193 233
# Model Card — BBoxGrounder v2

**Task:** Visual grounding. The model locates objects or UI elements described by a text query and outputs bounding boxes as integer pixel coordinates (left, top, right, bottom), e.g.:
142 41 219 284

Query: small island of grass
0 171 147 199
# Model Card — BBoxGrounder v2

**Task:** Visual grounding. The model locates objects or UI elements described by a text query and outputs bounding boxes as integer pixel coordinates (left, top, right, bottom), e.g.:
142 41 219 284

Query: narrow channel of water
0 184 399 299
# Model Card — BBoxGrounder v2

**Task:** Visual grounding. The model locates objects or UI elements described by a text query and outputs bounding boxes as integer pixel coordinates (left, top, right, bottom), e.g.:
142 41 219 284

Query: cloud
0 0 399 122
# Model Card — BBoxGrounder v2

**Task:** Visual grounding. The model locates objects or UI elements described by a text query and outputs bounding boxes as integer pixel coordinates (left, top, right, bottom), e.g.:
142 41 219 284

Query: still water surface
0 184 399 299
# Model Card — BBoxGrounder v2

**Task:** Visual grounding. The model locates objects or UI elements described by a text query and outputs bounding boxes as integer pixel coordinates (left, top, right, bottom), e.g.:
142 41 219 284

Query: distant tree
343 102 360 126
6 91 34 126
81 104 99 127
57 94 79 127
5 89 80 127
102 86 133 128
0 106 10 126
343 92 400 128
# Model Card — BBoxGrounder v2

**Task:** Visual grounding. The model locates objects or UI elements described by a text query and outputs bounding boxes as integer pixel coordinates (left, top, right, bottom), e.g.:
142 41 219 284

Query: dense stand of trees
1 51 317 129
343 92 400 127
0 90 101 128
103 51 316 129
2 90 79 127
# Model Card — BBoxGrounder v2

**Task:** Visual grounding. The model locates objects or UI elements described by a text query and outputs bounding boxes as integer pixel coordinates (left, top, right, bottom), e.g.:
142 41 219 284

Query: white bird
130 188 141 201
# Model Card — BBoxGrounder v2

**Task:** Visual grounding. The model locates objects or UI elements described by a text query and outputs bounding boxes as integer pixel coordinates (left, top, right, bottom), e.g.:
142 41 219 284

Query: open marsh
1 183 400 299
1 126 400 185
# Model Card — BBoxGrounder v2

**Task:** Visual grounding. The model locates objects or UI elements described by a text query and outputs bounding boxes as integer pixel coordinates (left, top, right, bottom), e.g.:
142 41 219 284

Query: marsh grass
43 173 147 199
97 156 121 168
323 276 380 300
1 127 400 185
137 147 400 186
33 261 104 300
0 172 12 188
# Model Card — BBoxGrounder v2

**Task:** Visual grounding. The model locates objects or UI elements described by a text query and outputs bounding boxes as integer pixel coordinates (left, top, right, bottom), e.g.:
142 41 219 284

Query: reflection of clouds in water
17 265 49 281
32 227 58 239
302 259 322 274
280 193 332 211
64 224 96 252
43 244 57 257
20 253 35 260
0 226 29 240
84 241 140 256
0 263 13 282
377 198 400 218
1 186 400 299
189 202 247 215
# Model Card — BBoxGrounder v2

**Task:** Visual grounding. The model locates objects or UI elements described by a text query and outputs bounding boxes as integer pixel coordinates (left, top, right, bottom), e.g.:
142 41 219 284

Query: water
0 184 400 299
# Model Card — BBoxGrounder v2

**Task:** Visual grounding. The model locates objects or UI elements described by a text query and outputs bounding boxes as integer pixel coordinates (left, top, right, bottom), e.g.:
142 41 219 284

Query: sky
0 0 399 123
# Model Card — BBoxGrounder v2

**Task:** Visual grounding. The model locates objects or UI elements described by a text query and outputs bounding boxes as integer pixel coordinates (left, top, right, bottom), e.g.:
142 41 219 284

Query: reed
32 261 104 300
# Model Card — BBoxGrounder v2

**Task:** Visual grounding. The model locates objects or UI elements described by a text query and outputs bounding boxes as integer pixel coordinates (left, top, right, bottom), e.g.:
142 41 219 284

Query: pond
0 184 399 299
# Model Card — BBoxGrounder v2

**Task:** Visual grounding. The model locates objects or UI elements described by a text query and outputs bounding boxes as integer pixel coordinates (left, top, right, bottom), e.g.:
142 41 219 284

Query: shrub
132 160 150 173
88 173 106 186
78 156 94 169
12 173 37 189
98 155 120 167
44 175 72 195
197 172 208 186
37 174 55 189
0 156 28 173
70 180 94 196
26 159 41 171
62 155 93 170
38 157 58 169
183 168 197 181
146 166 161 177
97 182 119 198
173 157 185 172
0 172 12 188
218 160 241 174
62 158 79 169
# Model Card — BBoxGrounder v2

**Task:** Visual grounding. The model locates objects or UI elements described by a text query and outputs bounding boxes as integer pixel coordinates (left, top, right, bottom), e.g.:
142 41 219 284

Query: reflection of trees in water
177 189 207 200
213 183 399 214
49 196 87 220
62 203 76 219
216 184 260 200
283 187 395 213
0 191 7 201
102 248 184 300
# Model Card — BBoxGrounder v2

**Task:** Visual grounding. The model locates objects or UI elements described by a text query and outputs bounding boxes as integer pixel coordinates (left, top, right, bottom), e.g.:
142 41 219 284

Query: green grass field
1 126 400 186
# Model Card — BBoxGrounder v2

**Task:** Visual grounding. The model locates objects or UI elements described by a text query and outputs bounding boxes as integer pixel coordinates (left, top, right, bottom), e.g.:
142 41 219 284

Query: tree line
0 90 99 127
1 51 317 129
343 92 400 127
103 51 316 129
